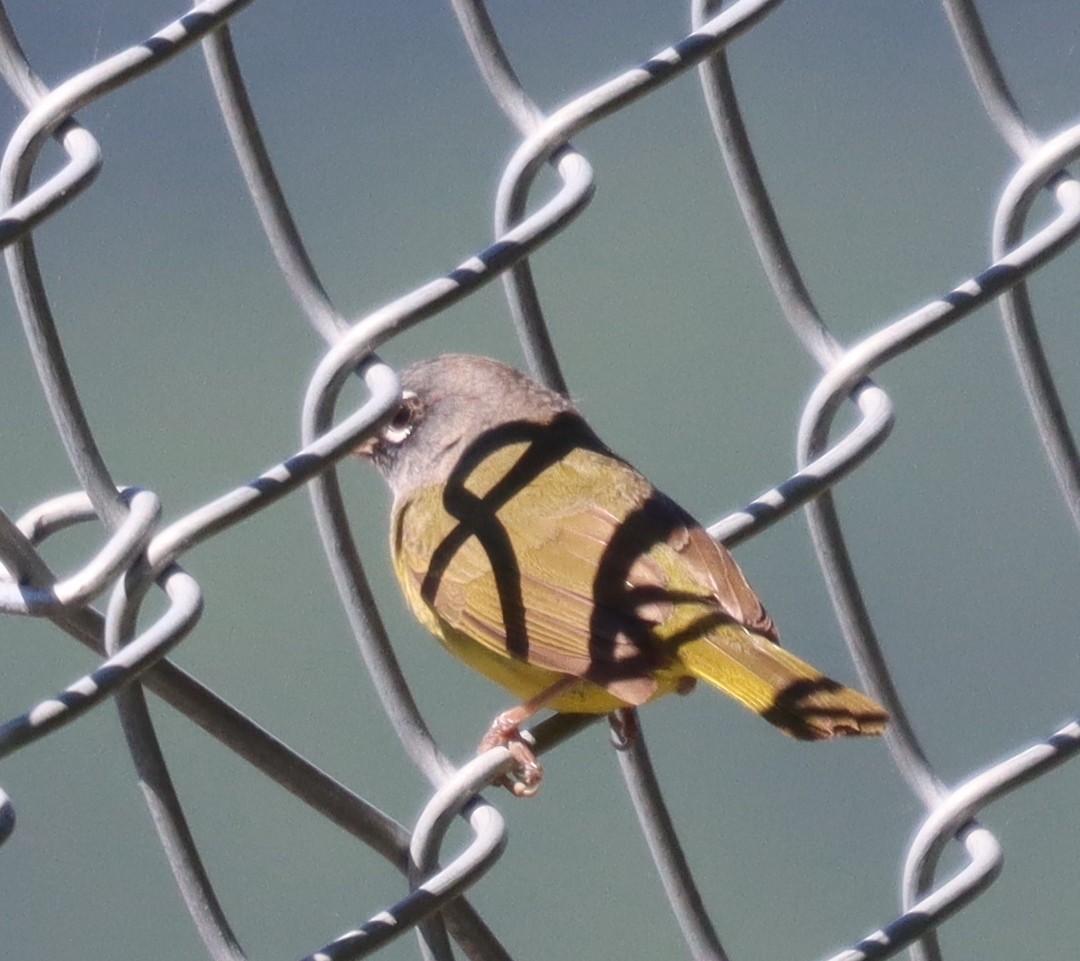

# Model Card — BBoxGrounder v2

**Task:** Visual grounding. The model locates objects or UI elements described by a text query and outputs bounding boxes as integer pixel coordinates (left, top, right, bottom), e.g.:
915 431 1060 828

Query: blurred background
1 1 1079 958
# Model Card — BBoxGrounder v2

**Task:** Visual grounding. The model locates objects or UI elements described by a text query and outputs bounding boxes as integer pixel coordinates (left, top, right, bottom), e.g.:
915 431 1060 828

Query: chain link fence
2 1 1079 959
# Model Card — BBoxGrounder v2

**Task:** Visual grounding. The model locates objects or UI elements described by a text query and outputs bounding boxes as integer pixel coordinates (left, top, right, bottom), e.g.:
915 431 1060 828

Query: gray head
357 354 582 498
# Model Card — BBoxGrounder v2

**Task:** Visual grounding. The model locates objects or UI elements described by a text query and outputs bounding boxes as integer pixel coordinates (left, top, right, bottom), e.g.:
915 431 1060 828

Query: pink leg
479 676 582 798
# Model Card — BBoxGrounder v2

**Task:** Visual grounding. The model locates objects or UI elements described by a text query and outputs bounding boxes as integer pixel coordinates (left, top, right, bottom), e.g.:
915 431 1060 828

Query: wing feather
391 440 770 693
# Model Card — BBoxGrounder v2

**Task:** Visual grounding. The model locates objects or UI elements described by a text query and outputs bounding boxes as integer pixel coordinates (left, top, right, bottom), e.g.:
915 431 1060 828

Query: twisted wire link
0 2 1078 961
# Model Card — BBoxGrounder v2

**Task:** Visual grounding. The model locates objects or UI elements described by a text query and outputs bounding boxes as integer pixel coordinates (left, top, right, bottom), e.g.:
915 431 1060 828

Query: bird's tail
678 629 888 740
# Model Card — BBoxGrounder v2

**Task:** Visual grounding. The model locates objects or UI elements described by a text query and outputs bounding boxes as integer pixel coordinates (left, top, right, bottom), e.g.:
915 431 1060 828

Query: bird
357 354 887 795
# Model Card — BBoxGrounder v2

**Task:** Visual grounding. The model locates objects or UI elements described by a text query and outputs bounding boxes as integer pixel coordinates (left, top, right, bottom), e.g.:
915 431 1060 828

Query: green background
2 1 1079 959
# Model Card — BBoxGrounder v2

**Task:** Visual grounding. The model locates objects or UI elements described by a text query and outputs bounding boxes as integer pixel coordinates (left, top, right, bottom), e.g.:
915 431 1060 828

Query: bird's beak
354 433 379 458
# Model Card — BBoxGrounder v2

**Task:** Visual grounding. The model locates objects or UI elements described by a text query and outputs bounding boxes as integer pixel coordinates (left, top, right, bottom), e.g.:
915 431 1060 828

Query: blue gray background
1 2 1079 959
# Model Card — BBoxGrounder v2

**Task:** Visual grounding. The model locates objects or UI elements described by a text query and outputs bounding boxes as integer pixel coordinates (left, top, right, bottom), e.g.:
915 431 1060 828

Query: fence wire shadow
0 1 1078 960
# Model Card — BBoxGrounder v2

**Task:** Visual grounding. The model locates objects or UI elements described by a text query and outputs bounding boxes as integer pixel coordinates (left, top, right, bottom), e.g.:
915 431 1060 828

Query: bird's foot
608 707 640 749
479 713 543 798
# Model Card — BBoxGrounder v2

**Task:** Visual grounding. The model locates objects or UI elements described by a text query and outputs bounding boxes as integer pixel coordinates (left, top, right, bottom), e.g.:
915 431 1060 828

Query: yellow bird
359 354 887 794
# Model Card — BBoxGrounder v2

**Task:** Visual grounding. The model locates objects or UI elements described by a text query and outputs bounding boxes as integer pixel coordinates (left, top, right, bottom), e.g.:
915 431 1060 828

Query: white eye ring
384 391 419 444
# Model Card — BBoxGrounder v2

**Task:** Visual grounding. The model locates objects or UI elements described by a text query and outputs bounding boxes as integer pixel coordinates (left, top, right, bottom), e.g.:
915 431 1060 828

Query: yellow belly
433 617 685 713
393 523 686 712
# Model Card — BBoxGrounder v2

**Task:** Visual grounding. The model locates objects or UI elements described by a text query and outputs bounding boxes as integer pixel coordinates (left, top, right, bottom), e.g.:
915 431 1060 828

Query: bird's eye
384 391 419 444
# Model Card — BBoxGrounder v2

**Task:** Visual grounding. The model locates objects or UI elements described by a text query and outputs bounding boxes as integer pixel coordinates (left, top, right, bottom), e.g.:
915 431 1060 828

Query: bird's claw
479 717 543 798
608 707 640 750
503 740 543 797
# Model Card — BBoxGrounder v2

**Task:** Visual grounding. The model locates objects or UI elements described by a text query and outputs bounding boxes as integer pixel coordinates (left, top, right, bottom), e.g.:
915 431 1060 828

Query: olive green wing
391 442 776 705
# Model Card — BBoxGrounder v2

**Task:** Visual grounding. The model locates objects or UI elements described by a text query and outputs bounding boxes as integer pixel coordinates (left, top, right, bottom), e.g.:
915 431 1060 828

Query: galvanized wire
0 2 1078 960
